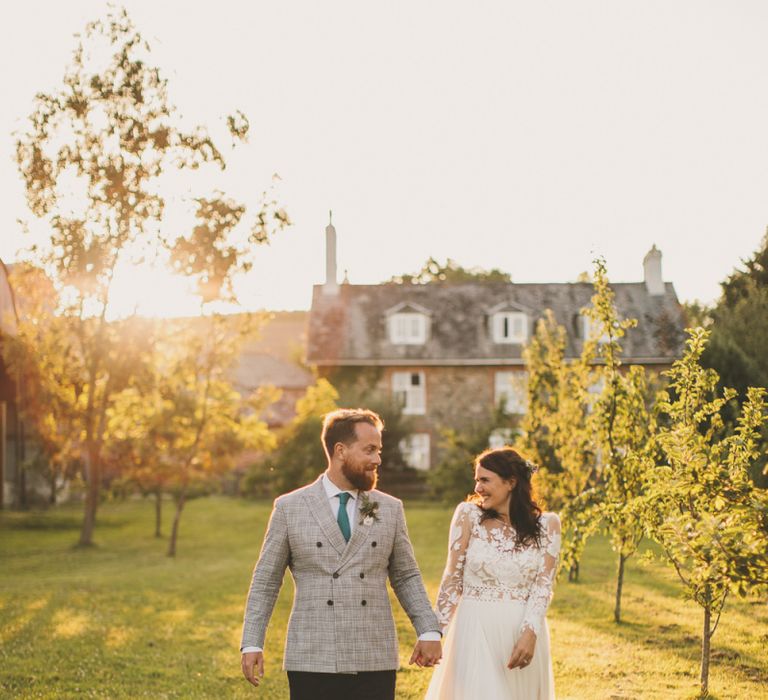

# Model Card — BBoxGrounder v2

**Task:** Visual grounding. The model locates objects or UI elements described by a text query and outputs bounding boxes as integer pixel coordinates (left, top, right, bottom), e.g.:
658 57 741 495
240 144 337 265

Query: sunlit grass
0 497 766 699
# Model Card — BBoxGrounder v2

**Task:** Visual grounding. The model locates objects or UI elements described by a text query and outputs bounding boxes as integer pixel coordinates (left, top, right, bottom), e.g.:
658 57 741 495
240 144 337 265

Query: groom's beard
341 459 378 491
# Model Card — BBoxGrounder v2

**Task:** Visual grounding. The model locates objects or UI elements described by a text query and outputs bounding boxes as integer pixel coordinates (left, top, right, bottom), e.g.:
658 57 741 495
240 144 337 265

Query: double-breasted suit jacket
241 476 439 673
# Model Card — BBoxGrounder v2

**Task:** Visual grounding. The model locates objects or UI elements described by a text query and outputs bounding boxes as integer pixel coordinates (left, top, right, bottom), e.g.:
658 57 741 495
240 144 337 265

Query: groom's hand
409 640 442 667
241 651 264 687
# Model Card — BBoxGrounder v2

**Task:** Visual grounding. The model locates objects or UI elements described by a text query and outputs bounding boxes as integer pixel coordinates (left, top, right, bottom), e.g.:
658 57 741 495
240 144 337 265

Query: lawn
1 497 766 699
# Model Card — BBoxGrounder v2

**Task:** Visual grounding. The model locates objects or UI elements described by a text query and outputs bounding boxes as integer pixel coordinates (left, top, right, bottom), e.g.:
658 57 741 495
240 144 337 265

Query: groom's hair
321 408 384 459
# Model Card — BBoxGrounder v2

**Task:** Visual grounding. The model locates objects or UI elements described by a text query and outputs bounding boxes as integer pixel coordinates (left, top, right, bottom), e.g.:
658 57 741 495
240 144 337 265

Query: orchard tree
586 259 655 622
109 315 275 556
644 328 768 696
519 309 601 581
14 9 287 545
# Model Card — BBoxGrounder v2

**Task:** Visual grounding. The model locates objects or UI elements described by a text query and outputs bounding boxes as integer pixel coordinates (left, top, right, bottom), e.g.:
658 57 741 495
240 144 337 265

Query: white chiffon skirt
424 598 555 700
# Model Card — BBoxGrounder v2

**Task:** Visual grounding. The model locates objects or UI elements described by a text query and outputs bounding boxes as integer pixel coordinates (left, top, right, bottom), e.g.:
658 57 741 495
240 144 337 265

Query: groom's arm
241 498 291 651
387 500 441 637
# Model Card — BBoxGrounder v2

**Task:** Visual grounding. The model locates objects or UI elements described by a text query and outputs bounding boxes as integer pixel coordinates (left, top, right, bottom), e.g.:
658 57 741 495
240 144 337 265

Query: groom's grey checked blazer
241 475 439 674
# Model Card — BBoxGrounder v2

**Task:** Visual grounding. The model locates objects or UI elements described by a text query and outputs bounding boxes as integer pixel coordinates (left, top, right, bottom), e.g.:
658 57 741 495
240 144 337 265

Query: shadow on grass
556 581 768 687
0 510 129 532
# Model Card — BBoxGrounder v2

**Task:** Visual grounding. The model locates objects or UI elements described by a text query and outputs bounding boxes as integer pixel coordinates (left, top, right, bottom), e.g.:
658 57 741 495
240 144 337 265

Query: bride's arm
521 513 560 636
434 501 474 633
508 513 561 669
521 512 562 638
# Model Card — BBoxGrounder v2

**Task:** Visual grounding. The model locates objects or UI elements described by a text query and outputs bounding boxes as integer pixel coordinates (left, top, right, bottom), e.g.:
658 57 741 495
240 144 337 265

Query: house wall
321 361 672 471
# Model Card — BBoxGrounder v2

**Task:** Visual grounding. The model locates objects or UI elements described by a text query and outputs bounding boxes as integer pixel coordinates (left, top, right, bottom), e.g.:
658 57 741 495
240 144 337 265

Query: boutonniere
359 492 380 525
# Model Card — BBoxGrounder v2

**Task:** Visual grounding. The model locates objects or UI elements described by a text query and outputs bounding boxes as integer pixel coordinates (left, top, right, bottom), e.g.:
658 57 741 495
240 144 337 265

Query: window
488 427 514 449
392 371 426 415
400 433 431 470
389 313 428 345
494 371 528 414
582 315 611 344
492 312 528 344
586 374 605 414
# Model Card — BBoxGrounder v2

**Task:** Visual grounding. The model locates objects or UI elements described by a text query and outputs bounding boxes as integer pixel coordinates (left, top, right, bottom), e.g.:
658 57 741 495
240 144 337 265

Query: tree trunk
78 445 100 547
167 488 187 557
700 605 711 697
568 561 580 582
614 552 627 623
155 488 163 538
49 469 57 506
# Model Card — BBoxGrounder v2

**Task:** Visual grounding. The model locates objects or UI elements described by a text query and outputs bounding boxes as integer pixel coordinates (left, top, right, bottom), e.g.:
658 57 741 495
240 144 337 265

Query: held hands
409 640 442 668
507 628 536 670
241 651 264 687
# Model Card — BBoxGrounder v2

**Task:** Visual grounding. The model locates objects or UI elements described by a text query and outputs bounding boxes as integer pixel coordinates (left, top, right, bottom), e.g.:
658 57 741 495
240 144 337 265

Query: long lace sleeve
521 512 561 637
434 502 475 633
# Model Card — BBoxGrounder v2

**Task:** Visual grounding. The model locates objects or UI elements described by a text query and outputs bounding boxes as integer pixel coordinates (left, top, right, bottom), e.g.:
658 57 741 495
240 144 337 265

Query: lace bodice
434 502 561 636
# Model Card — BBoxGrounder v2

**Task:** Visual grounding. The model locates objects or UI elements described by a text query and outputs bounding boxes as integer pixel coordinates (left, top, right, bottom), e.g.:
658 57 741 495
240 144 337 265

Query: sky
2 1 768 316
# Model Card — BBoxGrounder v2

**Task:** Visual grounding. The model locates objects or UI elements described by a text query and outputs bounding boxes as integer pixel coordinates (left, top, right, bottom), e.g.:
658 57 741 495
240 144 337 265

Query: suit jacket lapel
338 492 375 568
303 476 348 555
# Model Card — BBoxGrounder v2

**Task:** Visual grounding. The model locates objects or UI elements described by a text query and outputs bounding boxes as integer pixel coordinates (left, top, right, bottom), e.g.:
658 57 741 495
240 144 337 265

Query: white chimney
643 244 664 296
323 211 338 295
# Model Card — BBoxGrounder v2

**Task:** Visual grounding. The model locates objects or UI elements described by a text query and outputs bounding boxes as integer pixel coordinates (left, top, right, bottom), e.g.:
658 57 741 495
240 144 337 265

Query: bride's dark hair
471 447 542 548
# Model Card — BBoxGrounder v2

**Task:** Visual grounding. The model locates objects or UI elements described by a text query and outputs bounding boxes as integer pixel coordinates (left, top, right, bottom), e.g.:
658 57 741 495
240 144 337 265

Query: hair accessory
524 459 539 477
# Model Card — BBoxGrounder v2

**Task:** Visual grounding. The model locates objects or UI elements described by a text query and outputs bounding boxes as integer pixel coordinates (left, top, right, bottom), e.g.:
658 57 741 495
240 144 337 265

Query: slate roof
307 281 686 366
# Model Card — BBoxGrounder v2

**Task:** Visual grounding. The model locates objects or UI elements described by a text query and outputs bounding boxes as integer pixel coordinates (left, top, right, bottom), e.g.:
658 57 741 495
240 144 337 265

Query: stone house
307 221 686 471
0 260 24 508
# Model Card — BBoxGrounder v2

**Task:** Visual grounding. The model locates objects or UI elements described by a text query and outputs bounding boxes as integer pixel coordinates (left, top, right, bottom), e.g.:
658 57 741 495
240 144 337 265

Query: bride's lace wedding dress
425 502 561 700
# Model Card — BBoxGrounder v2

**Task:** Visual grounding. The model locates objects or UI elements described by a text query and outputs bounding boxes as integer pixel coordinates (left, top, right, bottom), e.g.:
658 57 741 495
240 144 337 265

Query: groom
240 408 441 699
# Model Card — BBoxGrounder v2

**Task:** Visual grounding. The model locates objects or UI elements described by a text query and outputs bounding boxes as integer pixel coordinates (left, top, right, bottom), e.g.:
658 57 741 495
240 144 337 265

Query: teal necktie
337 492 352 542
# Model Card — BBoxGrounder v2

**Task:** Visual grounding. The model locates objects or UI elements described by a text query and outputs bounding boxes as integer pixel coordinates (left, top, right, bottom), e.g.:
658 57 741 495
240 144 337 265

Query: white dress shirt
242 473 439 653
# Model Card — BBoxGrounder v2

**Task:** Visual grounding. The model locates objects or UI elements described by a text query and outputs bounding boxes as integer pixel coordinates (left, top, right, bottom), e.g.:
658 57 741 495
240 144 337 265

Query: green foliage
106 313 275 554
388 257 512 284
12 7 287 544
583 259 656 621
519 307 601 579
643 327 768 694
700 232 768 485
243 378 338 497
428 407 515 504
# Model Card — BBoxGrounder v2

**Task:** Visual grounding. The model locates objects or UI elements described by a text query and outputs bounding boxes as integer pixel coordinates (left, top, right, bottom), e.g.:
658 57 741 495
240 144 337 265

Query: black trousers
287 670 396 700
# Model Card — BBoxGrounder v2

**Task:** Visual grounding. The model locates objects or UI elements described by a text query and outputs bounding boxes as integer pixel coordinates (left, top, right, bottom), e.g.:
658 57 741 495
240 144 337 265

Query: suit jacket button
361 600 367 606
371 541 377 547
359 573 365 579
316 542 322 547
327 600 334 606
332 572 339 579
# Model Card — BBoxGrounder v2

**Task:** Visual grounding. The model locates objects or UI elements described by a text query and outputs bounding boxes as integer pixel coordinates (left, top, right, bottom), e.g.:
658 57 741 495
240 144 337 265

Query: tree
585 259 655 623
14 9 287 544
428 406 514 505
519 309 601 582
644 328 768 696
389 257 512 284
701 232 768 484
244 378 339 497
108 315 275 555
2 264 78 506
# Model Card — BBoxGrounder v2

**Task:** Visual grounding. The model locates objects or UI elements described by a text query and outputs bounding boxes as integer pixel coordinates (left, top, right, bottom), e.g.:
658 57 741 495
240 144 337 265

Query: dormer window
492 312 528 344
388 312 428 344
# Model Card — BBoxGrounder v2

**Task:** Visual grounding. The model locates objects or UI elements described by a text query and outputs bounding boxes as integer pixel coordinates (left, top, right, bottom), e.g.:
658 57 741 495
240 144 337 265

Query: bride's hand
507 628 536 669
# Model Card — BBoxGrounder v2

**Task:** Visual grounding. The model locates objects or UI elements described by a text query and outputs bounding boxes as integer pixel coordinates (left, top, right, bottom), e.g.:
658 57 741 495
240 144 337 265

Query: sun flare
108 260 205 320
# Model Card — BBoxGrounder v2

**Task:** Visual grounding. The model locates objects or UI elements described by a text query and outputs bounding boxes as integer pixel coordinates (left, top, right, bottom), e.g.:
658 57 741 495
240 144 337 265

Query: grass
0 497 766 699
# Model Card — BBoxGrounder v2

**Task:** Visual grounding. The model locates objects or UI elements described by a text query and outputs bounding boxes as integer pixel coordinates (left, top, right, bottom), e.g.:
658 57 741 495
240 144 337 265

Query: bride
425 447 561 700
